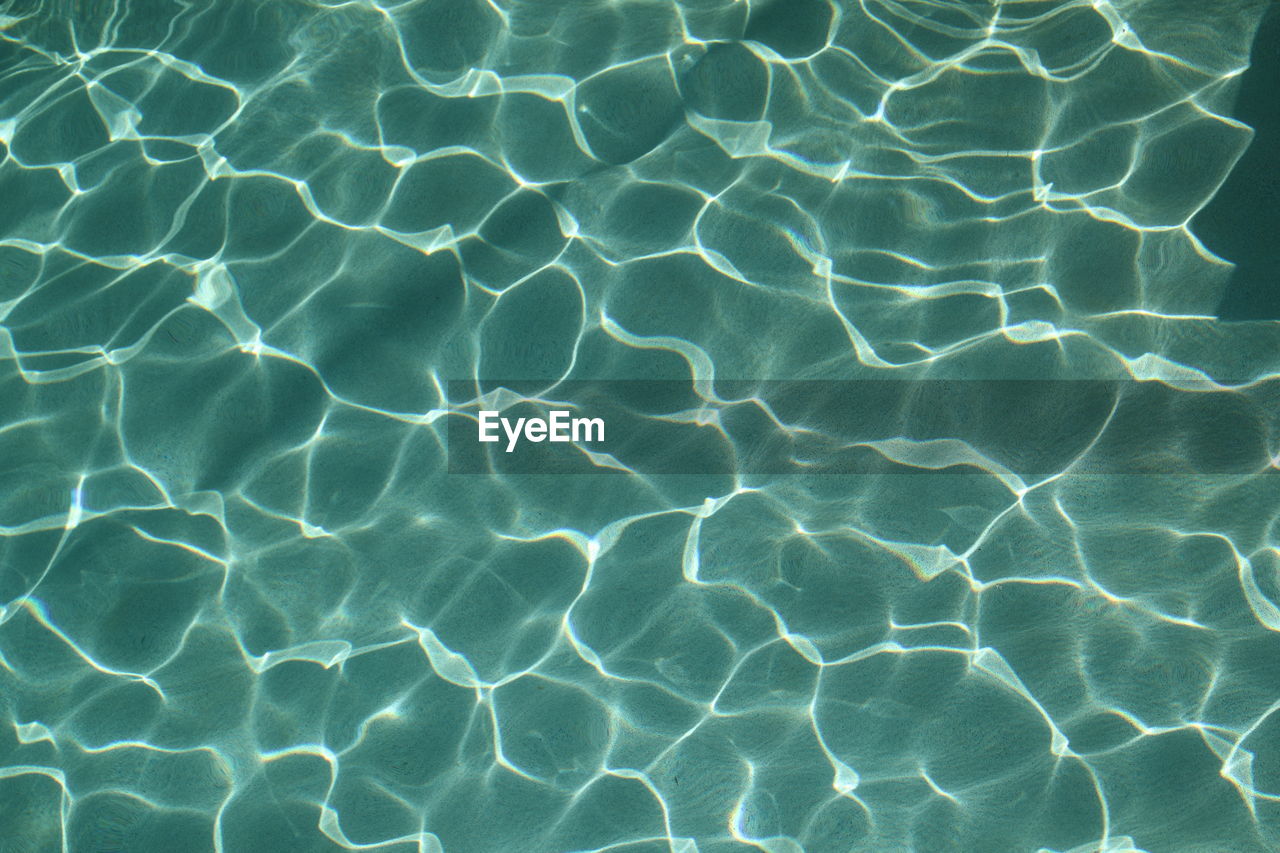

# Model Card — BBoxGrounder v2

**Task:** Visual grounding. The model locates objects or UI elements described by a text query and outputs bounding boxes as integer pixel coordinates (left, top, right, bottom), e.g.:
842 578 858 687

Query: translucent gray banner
445 380 1279 478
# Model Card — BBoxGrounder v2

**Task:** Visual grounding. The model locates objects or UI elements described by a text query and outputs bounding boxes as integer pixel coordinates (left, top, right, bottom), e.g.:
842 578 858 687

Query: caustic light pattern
1 1 1279 851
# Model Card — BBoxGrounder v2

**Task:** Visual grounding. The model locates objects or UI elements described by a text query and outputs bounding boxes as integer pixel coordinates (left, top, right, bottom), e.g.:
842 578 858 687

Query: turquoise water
2 1 1280 851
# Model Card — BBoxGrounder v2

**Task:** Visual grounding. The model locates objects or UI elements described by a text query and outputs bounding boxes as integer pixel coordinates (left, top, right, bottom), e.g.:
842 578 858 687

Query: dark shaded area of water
1197 3 1280 320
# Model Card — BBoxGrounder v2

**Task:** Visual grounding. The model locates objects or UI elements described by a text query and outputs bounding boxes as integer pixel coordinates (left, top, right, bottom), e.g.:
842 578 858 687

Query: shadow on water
1195 2 1280 320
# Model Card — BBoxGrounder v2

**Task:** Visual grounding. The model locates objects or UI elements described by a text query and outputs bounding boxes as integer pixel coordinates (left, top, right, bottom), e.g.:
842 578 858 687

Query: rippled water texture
2 1 1280 851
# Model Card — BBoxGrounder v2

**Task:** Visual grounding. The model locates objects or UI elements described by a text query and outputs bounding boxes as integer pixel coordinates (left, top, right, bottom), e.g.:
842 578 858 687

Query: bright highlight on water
1 0 1279 852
